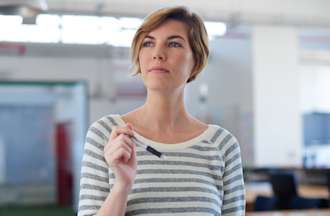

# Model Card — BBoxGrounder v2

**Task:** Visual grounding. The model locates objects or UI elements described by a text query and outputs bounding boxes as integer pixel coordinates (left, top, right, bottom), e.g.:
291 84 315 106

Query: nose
152 46 166 61
153 55 164 60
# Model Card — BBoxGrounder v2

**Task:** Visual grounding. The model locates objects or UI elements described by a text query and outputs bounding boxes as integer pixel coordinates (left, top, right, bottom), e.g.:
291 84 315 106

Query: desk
245 182 329 211
246 182 329 204
246 209 330 216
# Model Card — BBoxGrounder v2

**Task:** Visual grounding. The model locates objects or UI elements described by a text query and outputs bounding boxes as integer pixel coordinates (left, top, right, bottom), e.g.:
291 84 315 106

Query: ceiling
44 0 330 27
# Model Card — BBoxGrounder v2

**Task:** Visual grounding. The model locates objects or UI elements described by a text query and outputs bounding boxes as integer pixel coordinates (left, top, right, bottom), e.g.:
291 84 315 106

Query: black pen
130 136 165 159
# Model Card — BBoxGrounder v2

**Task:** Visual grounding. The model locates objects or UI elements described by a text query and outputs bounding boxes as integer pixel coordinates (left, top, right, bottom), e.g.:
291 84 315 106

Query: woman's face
138 19 195 93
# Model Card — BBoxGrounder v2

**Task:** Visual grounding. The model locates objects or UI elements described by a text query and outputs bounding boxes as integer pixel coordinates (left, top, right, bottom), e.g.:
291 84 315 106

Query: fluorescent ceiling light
0 13 226 45
119 17 143 29
36 14 60 27
0 14 59 43
205 21 227 38
0 15 22 25
61 15 103 44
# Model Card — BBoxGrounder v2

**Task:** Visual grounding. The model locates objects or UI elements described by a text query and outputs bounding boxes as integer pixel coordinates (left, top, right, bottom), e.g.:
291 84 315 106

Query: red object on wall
55 122 73 206
0 43 26 55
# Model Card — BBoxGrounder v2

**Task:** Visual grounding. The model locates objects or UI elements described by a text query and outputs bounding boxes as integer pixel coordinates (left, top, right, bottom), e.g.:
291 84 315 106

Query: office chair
270 171 298 209
270 171 328 210
254 195 276 211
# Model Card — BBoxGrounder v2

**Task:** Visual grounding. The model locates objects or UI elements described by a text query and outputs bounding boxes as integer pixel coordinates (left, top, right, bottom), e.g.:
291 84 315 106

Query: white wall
0 56 115 123
252 26 303 167
300 64 330 113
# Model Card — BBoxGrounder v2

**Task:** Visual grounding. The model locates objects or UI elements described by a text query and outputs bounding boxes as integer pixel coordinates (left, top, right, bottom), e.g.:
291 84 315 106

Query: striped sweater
78 114 245 216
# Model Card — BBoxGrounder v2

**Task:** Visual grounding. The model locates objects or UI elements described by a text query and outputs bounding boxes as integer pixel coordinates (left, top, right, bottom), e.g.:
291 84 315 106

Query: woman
78 6 245 216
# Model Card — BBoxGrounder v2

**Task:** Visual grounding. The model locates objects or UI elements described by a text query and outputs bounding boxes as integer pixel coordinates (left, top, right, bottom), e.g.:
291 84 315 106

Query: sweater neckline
112 114 214 150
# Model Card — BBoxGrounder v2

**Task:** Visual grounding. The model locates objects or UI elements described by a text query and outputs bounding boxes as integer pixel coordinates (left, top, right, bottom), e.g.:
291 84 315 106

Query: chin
144 82 170 92
146 85 168 91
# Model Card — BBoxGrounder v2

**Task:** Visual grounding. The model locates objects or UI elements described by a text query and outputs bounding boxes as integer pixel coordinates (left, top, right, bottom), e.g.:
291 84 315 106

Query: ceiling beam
46 0 330 27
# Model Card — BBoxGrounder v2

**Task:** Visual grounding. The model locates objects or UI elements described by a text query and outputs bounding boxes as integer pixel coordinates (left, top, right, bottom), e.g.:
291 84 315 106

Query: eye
142 41 154 47
168 41 183 48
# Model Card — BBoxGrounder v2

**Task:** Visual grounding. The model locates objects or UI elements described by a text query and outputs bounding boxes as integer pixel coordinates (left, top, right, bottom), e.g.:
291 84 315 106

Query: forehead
146 19 189 39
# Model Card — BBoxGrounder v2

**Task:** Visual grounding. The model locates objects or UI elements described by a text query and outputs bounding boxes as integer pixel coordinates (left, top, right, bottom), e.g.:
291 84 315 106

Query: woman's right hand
104 123 137 191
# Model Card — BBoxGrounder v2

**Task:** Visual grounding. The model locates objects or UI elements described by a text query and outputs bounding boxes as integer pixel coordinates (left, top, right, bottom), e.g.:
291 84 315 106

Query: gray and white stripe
78 114 245 216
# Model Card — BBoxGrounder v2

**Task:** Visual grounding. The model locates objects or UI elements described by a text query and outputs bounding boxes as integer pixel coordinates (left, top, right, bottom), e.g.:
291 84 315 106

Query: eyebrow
144 35 186 41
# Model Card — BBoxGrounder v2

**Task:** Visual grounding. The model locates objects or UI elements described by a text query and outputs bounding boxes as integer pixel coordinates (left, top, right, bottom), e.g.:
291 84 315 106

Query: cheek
178 53 194 76
138 52 148 72
187 53 195 70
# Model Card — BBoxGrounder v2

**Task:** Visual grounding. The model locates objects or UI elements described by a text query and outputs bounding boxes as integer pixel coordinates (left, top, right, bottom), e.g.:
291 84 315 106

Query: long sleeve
220 135 245 215
78 120 111 216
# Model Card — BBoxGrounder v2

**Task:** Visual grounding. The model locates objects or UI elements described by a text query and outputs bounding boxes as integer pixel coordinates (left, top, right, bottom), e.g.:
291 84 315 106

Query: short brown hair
131 6 209 83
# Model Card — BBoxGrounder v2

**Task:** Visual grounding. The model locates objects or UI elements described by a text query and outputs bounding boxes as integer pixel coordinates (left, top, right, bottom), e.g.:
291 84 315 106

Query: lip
148 66 169 73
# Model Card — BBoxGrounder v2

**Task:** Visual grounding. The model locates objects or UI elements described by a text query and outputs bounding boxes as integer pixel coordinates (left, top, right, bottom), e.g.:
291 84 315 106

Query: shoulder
86 114 122 142
207 124 240 152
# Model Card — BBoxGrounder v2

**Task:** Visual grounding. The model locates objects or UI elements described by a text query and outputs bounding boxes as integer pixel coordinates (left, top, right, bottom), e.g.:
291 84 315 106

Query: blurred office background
0 0 330 215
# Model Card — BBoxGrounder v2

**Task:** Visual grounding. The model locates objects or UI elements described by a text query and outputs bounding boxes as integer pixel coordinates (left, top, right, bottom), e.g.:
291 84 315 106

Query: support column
252 26 302 167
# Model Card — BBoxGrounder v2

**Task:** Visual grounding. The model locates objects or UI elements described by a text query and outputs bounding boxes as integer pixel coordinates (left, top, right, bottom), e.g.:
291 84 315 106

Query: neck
137 89 191 133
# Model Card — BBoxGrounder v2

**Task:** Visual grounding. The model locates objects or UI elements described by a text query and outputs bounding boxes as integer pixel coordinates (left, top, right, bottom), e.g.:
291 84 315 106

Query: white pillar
252 26 302 167
0 136 5 183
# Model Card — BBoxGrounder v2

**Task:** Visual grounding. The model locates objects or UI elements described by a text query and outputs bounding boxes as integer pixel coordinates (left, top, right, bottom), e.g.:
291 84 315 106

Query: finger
110 148 131 165
113 133 134 150
122 134 135 149
110 148 131 166
104 134 134 156
127 140 136 165
109 126 134 140
127 123 134 131
106 137 132 156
